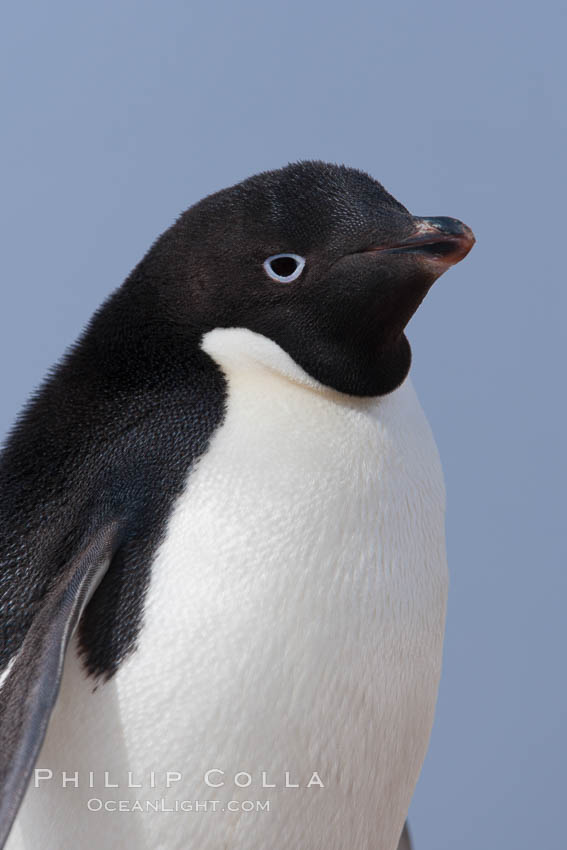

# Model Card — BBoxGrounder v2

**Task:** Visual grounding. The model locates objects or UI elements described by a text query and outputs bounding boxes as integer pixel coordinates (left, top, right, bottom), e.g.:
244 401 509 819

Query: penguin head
142 161 475 396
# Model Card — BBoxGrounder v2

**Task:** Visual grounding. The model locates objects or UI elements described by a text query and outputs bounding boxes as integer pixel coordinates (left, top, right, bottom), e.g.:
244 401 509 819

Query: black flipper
0 521 122 848
397 821 413 850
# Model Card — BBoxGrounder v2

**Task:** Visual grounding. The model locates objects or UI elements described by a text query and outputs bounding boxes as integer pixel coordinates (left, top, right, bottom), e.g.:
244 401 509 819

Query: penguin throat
201 328 352 398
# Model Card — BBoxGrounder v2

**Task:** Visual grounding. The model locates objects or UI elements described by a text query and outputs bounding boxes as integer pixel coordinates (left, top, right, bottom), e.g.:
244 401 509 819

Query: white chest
13 330 448 850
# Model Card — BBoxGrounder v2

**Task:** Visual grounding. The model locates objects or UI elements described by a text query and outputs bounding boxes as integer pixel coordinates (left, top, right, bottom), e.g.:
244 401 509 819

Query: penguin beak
367 216 475 269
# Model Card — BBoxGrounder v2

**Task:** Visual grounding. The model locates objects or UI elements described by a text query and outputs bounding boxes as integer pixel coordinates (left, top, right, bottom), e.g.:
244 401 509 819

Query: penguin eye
263 253 305 282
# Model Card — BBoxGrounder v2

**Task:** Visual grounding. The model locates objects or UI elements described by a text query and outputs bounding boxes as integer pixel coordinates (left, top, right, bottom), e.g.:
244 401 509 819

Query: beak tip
414 216 475 266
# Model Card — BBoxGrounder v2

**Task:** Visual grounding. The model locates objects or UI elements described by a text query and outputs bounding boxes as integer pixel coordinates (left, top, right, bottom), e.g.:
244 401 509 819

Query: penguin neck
201 327 374 403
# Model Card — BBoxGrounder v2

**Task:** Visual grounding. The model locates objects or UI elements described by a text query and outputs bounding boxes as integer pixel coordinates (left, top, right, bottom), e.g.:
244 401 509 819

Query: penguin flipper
397 821 413 849
0 521 122 848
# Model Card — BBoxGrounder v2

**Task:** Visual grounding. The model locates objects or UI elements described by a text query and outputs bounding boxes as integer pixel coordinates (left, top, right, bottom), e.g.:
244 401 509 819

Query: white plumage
9 328 447 850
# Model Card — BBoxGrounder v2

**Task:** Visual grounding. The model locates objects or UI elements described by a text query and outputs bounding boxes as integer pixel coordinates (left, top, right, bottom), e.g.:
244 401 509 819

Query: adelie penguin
0 161 474 850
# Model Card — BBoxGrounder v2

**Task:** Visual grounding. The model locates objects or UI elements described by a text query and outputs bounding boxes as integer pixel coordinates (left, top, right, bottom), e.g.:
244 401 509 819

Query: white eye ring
263 253 306 282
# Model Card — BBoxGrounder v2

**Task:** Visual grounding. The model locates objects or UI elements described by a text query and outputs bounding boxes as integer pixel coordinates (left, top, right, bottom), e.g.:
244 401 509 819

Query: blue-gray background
1 2 565 847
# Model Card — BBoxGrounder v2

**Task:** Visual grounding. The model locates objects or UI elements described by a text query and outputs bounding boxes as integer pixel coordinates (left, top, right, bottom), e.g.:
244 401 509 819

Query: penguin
0 161 474 850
